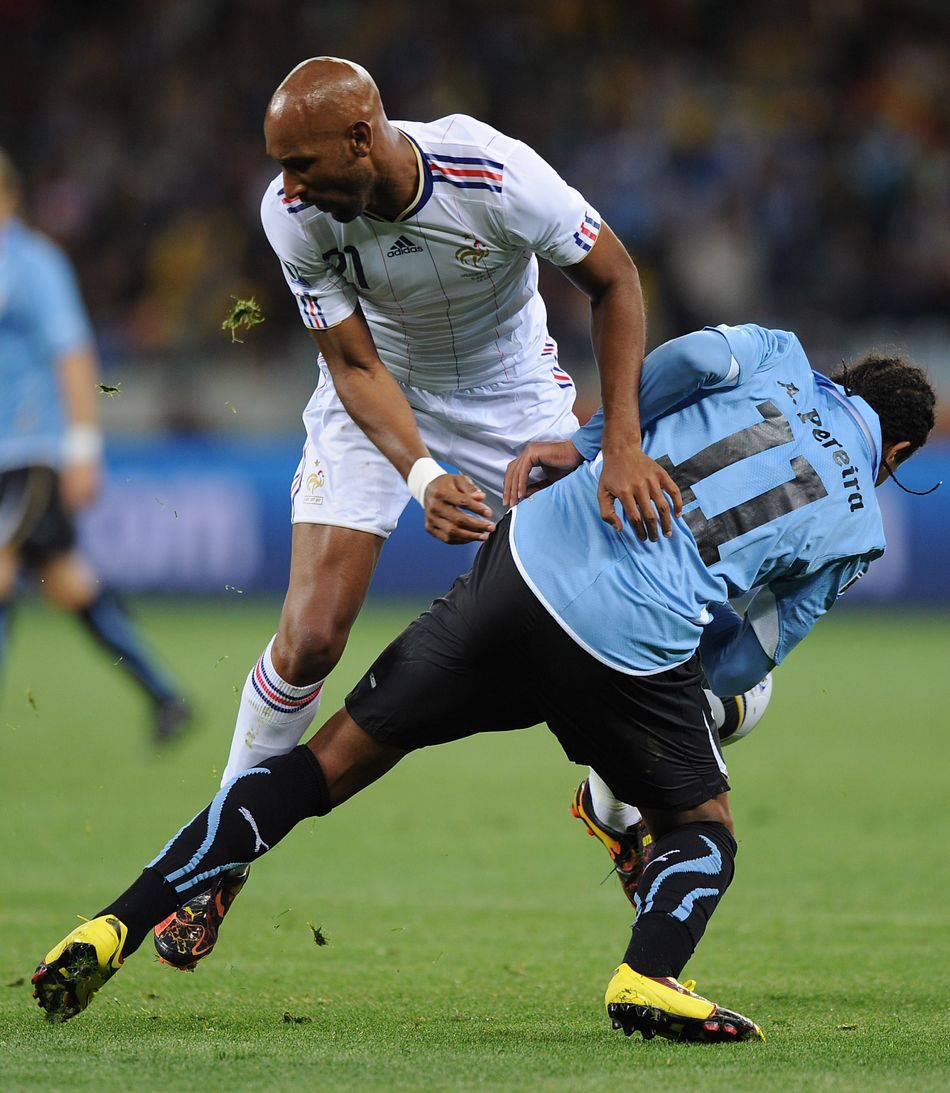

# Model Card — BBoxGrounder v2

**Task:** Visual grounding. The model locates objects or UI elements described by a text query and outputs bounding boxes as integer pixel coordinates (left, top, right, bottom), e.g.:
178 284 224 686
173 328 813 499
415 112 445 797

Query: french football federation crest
455 238 489 267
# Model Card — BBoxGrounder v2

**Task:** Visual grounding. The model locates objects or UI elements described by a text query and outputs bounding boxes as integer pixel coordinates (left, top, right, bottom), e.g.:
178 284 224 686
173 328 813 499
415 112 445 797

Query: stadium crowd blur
2 0 948 430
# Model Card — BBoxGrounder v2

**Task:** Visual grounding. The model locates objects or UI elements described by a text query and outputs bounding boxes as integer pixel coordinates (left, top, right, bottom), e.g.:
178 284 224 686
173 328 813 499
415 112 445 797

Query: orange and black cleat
153 866 250 970
571 778 653 909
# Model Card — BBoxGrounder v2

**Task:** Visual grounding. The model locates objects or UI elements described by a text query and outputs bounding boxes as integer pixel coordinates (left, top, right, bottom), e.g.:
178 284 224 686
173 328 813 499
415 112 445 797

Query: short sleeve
499 143 602 266
260 181 358 330
32 243 94 356
706 323 794 378
573 328 741 461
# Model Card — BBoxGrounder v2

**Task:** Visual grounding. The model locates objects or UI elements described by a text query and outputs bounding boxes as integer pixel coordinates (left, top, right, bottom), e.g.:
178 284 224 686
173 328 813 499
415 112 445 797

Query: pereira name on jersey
261 114 601 392
510 324 886 676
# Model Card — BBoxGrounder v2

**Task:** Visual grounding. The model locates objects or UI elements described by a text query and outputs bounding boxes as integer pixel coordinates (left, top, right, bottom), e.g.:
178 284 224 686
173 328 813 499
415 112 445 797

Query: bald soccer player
153 57 688 965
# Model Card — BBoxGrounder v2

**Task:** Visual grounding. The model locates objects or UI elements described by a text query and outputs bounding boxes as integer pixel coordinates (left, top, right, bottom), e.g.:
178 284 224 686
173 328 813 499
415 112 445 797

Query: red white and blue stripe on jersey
573 212 601 253
252 651 323 714
290 468 302 498
541 339 573 388
296 291 330 329
278 187 313 215
427 153 504 193
551 366 574 389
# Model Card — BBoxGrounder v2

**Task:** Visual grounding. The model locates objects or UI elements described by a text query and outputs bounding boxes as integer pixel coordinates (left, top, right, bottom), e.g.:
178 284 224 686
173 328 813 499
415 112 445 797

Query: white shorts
290 353 579 538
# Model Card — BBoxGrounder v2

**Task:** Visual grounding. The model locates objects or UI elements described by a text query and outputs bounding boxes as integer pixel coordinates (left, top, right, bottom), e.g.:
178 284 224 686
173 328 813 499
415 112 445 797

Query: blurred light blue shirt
0 218 94 471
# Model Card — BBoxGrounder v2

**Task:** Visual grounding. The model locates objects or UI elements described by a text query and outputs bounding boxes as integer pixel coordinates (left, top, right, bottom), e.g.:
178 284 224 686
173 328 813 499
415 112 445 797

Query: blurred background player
0 149 191 744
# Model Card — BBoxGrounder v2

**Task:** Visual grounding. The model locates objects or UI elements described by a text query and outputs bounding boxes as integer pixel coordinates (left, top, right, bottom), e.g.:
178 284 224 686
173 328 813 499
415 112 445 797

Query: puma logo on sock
239 806 270 853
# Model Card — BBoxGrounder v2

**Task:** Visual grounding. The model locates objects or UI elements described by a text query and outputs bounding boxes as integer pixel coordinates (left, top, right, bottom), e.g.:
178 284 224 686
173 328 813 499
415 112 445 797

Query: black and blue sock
98 746 330 953
78 588 177 705
623 821 737 979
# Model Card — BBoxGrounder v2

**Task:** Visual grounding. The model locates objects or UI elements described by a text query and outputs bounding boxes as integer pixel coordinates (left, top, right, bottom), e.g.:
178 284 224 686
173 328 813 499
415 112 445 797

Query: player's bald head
266 57 386 137
264 58 415 223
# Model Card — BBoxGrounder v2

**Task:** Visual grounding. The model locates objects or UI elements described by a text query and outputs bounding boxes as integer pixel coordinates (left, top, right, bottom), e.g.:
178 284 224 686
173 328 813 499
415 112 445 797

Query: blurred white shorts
290 356 579 538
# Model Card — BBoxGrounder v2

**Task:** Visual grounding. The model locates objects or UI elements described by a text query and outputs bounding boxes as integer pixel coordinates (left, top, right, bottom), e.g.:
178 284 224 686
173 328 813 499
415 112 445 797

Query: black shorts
0 466 77 566
346 515 729 812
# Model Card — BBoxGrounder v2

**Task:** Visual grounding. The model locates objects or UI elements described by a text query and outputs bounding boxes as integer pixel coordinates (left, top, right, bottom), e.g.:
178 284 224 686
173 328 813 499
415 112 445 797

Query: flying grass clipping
222 297 265 343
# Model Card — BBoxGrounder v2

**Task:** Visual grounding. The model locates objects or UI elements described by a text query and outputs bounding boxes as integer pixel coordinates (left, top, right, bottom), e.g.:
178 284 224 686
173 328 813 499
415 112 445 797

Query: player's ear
876 439 912 486
349 121 373 157
883 439 912 468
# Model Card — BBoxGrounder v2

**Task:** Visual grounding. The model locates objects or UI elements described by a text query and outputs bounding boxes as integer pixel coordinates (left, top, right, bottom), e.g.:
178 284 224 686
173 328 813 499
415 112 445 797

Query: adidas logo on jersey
387 235 423 258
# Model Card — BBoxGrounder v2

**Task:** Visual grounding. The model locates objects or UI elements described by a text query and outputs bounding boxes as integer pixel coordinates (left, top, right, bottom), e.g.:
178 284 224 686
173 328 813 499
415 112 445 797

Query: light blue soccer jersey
509 324 885 690
0 218 94 471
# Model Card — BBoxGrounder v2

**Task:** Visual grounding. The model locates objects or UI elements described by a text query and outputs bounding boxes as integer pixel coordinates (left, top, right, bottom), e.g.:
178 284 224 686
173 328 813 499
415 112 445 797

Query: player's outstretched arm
561 225 682 540
58 346 103 511
699 601 775 697
313 313 495 544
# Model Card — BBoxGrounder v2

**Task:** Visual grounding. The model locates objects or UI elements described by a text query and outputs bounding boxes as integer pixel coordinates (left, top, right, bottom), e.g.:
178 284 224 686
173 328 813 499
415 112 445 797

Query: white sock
705 689 726 730
220 636 325 787
587 769 643 832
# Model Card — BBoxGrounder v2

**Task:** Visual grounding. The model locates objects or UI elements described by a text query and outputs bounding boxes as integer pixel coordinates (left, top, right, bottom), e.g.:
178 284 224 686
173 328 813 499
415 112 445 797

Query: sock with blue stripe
78 588 178 704
97 745 330 955
220 635 325 786
622 821 737 978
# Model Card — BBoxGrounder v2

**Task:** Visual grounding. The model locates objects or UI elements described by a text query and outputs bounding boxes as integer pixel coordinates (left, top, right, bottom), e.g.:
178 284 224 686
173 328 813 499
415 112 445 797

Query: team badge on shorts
292 459 326 506
304 462 325 504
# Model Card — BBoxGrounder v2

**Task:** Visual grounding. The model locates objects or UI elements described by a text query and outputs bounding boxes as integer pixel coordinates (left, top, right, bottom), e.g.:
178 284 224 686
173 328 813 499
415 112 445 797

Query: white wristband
63 424 104 465
407 457 445 508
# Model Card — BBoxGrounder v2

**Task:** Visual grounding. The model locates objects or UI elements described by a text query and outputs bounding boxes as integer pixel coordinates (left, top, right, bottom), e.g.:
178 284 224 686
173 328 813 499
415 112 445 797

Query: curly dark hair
831 353 936 458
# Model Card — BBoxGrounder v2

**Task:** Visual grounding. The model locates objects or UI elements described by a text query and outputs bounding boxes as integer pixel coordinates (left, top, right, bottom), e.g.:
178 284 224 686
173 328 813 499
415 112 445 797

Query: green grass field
1 598 948 1091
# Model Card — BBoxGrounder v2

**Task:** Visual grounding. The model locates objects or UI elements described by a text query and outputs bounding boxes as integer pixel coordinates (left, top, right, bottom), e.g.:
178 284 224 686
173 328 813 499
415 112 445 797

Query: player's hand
60 461 102 511
598 446 682 541
423 473 496 544
503 440 584 507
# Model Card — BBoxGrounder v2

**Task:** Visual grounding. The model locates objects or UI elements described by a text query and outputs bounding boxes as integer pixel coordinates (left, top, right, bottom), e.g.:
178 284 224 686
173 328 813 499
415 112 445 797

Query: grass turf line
1 600 948 1091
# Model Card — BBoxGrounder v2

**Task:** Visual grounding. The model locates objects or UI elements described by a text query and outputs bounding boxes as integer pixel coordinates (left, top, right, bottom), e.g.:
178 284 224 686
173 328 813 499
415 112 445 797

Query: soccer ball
716 673 774 747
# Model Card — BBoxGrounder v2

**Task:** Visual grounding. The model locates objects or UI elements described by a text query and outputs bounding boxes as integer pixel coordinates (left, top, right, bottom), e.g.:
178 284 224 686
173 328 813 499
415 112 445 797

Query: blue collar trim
814 372 881 479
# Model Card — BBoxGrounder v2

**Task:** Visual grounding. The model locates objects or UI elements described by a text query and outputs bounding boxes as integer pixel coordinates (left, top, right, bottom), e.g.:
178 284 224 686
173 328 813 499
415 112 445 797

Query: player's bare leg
0 544 18 597
35 549 99 609
156 524 383 969
604 794 764 1043
0 545 18 673
221 522 384 782
31 549 190 742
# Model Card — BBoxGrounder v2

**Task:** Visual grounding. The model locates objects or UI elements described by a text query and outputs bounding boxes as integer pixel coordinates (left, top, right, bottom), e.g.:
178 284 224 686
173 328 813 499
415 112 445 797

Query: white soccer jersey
261 114 602 392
